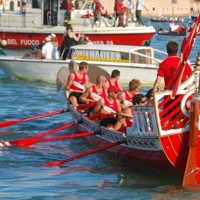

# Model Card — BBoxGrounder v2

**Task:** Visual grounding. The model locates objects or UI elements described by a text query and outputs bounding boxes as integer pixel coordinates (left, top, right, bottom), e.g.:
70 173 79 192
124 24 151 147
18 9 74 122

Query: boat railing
126 106 158 137
0 13 37 28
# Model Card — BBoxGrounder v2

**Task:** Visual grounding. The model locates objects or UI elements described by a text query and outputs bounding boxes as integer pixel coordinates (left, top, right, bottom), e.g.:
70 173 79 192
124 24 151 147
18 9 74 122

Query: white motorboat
0 44 167 85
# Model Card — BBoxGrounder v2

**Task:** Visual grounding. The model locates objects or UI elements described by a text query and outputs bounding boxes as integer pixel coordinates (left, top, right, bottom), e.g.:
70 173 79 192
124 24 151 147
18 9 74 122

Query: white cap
49 33 56 38
45 36 51 42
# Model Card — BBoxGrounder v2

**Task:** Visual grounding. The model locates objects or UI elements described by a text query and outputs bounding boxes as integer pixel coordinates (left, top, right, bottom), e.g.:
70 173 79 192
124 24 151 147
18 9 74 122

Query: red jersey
94 2 102 14
157 56 192 90
114 0 123 13
124 90 135 105
107 79 120 91
66 2 74 11
100 98 118 120
70 72 86 91
89 85 107 101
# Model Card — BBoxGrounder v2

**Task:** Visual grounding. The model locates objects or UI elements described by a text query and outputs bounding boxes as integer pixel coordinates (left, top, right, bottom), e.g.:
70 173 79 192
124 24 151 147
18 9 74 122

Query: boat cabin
67 45 167 65
65 45 167 84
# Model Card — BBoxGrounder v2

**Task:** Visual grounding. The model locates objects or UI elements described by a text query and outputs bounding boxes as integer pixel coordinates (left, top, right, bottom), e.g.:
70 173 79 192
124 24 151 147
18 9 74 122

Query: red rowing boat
54 47 199 188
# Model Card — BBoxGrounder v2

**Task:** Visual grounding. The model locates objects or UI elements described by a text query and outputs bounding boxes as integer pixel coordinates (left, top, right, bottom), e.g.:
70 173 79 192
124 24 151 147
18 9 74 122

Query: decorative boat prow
153 51 200 188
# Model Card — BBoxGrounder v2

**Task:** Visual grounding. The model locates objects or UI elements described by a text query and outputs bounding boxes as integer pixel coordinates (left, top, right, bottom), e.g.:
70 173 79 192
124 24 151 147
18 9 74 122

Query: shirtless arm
90 99 104 116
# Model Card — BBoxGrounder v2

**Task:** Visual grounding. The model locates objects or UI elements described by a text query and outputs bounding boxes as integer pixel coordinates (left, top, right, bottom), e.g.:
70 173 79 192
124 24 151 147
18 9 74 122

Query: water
1 21 200 199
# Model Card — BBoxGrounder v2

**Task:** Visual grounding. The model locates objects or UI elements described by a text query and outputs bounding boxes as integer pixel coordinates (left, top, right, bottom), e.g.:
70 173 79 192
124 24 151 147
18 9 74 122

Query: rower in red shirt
90 86 121 128
118 79 141 109
106 69 123 92
66 62 89 108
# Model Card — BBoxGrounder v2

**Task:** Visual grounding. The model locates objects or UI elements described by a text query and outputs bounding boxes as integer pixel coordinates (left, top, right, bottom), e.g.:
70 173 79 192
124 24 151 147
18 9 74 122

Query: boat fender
1 40 7 47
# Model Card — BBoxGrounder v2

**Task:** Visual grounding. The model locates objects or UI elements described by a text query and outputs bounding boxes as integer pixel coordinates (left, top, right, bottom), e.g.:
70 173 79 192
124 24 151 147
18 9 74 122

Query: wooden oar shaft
43 140 124 167
0 109 68 129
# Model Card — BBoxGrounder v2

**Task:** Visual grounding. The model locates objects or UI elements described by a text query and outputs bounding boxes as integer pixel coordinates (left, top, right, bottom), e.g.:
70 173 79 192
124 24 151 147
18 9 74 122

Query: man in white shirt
135 0 149 26
126 0 134 26
41 36 59 60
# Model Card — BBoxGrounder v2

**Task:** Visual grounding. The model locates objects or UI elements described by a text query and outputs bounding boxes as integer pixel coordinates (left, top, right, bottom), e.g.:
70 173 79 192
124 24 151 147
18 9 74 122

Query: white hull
0 45 167 85
0 57 68 82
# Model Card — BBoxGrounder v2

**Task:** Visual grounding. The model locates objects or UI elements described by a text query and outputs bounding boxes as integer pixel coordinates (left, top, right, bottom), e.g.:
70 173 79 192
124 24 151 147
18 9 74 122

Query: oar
0 122 76 147
1 131 93 148
43 140 125 167
0 109 68 129
182 100 199 188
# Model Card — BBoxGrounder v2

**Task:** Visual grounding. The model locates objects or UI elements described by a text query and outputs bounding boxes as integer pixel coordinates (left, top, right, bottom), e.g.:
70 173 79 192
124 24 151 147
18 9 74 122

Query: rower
90 86 121 128
79 75 107 114
66 62 90 108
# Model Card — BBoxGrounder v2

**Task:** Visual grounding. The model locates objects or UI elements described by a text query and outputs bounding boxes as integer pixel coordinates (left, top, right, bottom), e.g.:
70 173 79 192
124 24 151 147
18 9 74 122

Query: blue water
1 20 200 199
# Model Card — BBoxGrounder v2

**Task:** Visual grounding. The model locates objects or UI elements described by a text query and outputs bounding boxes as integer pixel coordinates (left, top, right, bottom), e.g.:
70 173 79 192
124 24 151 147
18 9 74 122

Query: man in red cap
90 85 121 128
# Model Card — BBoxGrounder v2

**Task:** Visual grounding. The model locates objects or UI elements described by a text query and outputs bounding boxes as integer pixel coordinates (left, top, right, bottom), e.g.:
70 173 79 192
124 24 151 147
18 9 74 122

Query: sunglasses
141 100 147 103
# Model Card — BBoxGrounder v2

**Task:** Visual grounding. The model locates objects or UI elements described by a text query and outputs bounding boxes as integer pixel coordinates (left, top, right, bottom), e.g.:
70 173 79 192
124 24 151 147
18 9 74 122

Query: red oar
1 131 93 148
0 122 76 148
43 140 125 167
182 100 200 188
0 109 68 129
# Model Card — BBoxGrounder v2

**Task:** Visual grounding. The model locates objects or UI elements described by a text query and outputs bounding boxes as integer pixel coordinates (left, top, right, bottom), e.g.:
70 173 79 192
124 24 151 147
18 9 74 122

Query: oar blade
0 120 19 128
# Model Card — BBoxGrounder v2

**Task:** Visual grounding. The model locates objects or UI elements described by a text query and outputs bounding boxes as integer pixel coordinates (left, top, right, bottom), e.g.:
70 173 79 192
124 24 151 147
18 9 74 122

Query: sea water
0 20 200 199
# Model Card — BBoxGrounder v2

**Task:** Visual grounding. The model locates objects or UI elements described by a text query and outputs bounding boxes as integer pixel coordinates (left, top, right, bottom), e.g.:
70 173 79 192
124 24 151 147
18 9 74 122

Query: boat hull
69 104 182 175
0 57 69 82
0 57 159 84
0 26 155 48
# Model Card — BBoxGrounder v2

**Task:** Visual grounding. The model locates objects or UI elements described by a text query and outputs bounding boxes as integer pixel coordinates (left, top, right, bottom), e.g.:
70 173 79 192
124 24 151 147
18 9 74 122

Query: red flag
171 13 200 98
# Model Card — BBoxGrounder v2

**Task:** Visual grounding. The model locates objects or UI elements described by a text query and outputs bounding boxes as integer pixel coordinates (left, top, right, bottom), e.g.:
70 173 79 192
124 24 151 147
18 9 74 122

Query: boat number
93 41 114 45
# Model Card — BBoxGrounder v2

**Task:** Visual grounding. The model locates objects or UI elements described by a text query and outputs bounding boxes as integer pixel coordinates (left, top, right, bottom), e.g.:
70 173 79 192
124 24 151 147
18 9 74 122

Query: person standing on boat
92 0 103 27
113 0 125 27
60 25 81 60
135 0 149 26
117 79 140 109
153 41 192 93
21 0 27 14
41 36 59 60
125 0 134 26
90 86 121 128
106 69 123 92
66 62 90 108
65 0 75 25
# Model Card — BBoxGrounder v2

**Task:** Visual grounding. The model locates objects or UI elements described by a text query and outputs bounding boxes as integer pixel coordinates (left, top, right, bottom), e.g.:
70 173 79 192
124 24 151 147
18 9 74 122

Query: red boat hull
86 135 181 175
0 32 154 48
